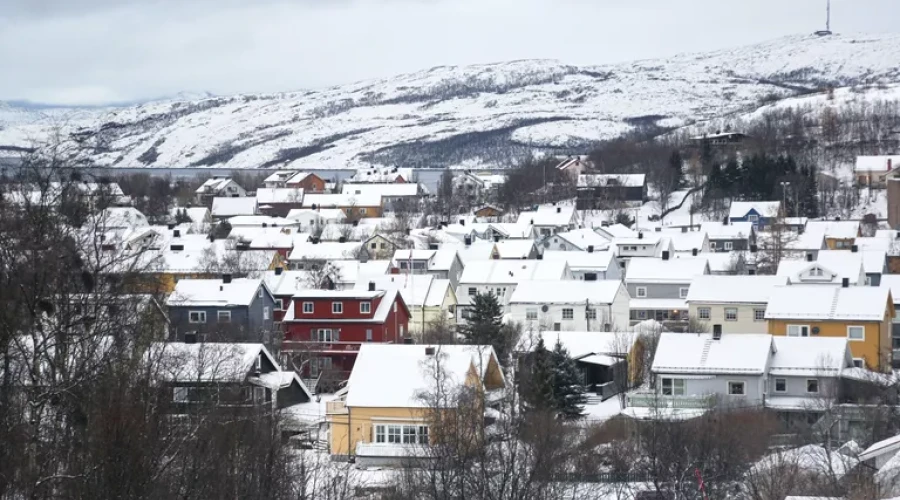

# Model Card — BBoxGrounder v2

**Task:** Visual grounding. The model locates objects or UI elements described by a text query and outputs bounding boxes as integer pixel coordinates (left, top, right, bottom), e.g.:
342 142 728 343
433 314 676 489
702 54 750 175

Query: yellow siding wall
768 318 891 371
328 406 429 456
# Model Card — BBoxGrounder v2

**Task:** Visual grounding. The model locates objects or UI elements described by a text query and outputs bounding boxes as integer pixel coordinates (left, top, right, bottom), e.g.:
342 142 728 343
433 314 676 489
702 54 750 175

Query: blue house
166 275 278 346
728 201 781 229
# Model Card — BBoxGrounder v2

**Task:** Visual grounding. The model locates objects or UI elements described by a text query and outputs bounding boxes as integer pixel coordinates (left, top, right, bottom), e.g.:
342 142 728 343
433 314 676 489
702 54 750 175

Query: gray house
166 276 278 346
542 249 622 281
701 221 757 252
624 255 709 329
392 248 464 288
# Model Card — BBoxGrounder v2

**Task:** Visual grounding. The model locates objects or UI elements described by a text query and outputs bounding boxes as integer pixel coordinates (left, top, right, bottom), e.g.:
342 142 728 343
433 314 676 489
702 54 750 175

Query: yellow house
326 344 505 463
806 220 861 250
764 285 894 372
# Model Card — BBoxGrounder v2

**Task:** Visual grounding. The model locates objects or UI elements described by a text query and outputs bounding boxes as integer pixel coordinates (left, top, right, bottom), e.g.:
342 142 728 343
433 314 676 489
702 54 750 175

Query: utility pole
826 0 831 32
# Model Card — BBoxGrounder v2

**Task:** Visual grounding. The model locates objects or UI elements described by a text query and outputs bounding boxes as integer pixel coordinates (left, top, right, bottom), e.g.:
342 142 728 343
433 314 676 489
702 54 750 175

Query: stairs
699 339 713 366
584 394 604 405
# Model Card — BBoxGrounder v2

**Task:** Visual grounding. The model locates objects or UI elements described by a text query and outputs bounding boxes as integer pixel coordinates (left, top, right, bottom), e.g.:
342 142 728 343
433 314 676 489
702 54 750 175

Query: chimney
222 274 232 284
167 223 176 230
750 244 758 253
692 248 698 257
662 250 670 260
459 219 465 226
851 244 858 253
464 235 472 246
806 253 814 262
681 227 688 233
428 243 438 250
712 325 722 340
493 235 501 243
338 236 347 243
170 244 184 251
352 220 359 227
262 222 268 228
723 217 729 226
368 281 376 291
173 229 181 238
638 232 644 240
842 277 850 288
275 267 283 275
587 245 594 253
536 252 543 260
889 158 893 171
556 206 561 213
425 346 436 356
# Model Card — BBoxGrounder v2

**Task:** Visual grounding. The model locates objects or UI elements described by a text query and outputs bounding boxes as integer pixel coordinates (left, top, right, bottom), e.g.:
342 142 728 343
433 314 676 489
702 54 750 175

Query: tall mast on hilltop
815 0 833 36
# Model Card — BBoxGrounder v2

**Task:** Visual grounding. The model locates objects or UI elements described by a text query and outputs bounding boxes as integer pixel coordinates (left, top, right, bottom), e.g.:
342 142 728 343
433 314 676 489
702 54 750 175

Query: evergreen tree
523 337 556 412
461 292 507 362
551 340 586 420
668 150 684 188
799 165 820 218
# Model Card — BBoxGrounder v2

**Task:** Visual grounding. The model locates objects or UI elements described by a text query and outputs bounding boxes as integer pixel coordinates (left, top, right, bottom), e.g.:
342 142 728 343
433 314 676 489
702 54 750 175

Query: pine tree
551 340 586 420
461 292 507 362
523 337 555 412
668 150 684 188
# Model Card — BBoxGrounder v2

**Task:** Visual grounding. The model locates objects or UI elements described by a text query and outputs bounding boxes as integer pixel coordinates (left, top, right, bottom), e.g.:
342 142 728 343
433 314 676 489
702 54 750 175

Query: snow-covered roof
880 275 900 304
698 252 747 273
345 344 501 408
516 204 578 227
765 285 891 321
753 444 859 480
818 249 884 275
577 174 646 188
861 434 900 462
262 269 313 296
341 183 420 197
149 342 275 383
97 207 149 229
228 215 298 227
166 278 265 307
330 259 391 285
354 274 450 308
854 236 893 253
196 177 235 194
494 239 536 259
319 223 374 242
517 330 635 358
350 166 414 183
392 248 459 271
302 193 382 208
285 208 347 222
211 197 257 217
769 337 850 377
855 155 900 172
700 221 754 240
170 206 211 225
286 171 314 184
292 289 383 299
653 333 772 375
509 279 623 305
728 201 780 219
660 229 707 253
454 240 496 264
596 224 637 239
625 257 708 284
685 275 787 304
541 249 615 271
552 228 612 251
629 298 688 311
256 187 304 204
263 170 296 184
458 260 568 284
806 220 860 240
777 257 863 285
287 241 362 261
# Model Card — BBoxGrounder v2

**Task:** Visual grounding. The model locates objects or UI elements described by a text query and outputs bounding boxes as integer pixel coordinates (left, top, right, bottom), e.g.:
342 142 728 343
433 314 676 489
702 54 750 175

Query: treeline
706 153 819 218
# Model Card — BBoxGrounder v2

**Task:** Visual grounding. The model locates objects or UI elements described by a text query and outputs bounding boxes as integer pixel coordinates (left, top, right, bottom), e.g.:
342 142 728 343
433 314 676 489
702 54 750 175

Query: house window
526 308 538 320
258 288 263 299
728 381 745 396
852 358 865 368
374 424 428 445
661 377 685 396
586 308 597 320
253 386 266 403
562 308 574 320
774 378 786 392
263 307 270 320
359 208 367 215
636 287 647 298
366 329 373 341
679 287 689 299
725 308 738 321
724 241 733 251
754 309 766 321
400 261 409 270
360 302 371 314
173 386 190 402
217 311 231 323
847 325 865 341
468 287 477 297
316 329 337 342
303 302 314 314
709 242 717 250
332 302 343 314
806 379 819 394
749 214 759 223
637 310 647 320
698 307 711 320
371 242 377 249
553 323 561 331
787 324 810 337
189 311 207 324
310 357 332 377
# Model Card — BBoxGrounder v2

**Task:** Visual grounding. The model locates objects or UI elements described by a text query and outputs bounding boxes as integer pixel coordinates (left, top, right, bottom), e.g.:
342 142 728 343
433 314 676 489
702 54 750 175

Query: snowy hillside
2 33 900 170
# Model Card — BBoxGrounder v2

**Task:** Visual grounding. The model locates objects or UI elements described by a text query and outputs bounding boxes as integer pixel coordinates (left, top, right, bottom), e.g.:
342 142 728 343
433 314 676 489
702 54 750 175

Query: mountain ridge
2 32 899 170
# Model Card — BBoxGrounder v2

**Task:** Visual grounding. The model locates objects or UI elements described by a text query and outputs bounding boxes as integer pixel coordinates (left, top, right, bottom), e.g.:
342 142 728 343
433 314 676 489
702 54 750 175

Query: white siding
689 302 769 334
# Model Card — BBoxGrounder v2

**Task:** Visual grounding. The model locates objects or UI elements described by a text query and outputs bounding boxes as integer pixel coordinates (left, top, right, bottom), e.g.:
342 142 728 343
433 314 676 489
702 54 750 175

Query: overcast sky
1 0 897 105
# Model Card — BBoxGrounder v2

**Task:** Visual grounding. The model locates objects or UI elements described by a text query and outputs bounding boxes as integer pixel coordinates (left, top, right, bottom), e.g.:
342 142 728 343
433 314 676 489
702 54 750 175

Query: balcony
282 341 363 354
626 392 716 410
326 400 348 415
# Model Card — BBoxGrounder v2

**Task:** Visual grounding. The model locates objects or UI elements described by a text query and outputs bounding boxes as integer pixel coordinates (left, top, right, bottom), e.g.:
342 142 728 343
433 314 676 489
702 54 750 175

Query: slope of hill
1 33 899 170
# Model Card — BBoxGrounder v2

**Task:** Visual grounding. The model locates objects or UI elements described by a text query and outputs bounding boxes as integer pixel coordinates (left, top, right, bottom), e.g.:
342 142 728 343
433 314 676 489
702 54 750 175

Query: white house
541 249 622 281
196 177 246 204
516 205 580 238
211 197 258 219
855 155 900 186
456 260 572 319
540 227 612 252
508 280 630 332
392 248 465 288
685 275 788 334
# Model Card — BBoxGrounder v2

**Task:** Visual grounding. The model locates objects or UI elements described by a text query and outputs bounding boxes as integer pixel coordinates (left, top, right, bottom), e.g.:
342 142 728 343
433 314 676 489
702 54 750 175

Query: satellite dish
541 305 549 313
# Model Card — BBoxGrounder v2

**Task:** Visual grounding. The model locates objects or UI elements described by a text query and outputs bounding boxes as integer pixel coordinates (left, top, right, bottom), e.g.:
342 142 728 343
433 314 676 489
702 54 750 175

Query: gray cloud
1 0 897 105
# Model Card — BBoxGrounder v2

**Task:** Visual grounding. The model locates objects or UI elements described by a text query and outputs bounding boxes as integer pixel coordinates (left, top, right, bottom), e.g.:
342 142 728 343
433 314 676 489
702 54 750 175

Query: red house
282 286 411 388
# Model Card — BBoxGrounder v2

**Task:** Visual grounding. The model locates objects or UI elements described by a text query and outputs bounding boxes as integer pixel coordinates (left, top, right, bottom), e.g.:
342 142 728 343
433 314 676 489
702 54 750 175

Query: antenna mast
826 0 831 32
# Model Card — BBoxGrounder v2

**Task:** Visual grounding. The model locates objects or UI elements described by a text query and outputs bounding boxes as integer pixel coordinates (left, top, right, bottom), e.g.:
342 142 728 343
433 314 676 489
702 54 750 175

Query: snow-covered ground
2 33 899 170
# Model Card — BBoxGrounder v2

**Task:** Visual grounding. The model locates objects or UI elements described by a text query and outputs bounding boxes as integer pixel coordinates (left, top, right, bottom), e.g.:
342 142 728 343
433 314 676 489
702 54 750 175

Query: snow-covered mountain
2 33 899 170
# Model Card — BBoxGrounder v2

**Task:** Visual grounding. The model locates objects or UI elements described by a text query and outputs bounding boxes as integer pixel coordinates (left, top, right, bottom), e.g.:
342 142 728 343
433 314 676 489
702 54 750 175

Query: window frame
468 287 477 297
774 378 787 393
724 307 738 321
525 308 538 320
263 307 270 320
188 310 207 324
727 381 746 396
332 302 343 314
302 302 314 314
374 424 429 446
679 287 689 299
852 358 865 368
724 241 734 251
753 308 766 322
585 308 597 320
365 329 373 341
562 308 574 320
787 324 810 337
635 286 647 298
360 302 371 314
217 310 232 323
660 377 686 396
847 325 865 342
698 307 711 320
173 386 190 402
806 379 819 394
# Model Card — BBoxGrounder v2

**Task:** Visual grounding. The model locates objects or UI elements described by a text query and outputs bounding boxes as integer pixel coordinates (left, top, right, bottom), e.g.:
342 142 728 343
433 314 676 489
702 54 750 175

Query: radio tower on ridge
815 0 833 36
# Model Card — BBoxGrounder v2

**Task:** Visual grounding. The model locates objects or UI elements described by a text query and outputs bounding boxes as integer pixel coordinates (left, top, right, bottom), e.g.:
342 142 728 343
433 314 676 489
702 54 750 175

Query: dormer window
360 302 371 314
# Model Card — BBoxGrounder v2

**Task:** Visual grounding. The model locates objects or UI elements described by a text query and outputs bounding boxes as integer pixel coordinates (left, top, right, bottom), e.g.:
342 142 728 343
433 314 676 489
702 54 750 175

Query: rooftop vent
222 274 233 284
